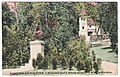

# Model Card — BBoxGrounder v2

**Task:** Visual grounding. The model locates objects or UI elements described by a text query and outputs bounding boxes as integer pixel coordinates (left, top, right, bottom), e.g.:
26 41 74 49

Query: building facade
79 8 99 43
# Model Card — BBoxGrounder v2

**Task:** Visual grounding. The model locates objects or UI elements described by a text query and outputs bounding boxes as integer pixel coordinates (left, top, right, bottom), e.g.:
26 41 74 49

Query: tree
97 58 102 70
28 2 80 53
97 2 118 53
92 50 96 62
2 2 16 27
2 2 19 67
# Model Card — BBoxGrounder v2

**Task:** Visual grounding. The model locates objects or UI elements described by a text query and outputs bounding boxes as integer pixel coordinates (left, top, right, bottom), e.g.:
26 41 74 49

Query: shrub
76 60 81 71
84 59 92 73
32 58 37 70
61 57 67 70
93 61 99 74
42 57 48 69
97 58 102 70
68 57 74 70
51 57 57 70
92 50 96 62
36 53 43 69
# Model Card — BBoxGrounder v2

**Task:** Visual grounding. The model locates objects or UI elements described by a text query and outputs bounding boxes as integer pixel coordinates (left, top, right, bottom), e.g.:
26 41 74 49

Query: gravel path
101 61 118 75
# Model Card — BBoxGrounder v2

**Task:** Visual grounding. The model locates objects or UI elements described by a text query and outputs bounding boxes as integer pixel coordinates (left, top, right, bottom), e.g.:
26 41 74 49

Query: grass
90 45 118 63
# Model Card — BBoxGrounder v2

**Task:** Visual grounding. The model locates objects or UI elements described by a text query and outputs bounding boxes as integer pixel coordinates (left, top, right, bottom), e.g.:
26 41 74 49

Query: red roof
80 9 88 16
87 18 95 25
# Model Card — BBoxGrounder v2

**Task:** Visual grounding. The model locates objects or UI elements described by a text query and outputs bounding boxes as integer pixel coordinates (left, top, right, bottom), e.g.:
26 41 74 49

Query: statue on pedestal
33 24 43 40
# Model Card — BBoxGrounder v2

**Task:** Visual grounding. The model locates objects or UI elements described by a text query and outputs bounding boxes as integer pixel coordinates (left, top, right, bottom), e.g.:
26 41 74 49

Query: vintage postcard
2 2 118 75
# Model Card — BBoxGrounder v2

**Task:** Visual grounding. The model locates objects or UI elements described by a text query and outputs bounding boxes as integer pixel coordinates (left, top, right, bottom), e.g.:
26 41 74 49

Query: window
82 26 84 29
89 25 91 27
81 18 85 21
88 32 93 36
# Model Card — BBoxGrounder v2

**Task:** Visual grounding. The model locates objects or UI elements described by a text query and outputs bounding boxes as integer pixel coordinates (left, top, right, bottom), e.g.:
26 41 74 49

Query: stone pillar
29 40 44 67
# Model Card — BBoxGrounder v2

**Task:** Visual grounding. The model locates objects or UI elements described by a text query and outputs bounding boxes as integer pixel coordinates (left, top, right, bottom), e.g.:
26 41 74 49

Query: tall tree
98 2 118 53
2 2 17 67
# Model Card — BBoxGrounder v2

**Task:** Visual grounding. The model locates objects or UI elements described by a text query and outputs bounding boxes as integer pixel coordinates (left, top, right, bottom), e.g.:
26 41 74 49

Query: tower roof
87 17 95 25
80 9 88 16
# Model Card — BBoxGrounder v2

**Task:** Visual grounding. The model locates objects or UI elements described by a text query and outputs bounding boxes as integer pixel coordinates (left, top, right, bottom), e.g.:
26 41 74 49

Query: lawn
90 45 118 63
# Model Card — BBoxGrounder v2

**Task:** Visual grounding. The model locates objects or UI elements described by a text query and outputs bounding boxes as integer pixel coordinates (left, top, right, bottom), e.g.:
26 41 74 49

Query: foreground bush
36 53 43 69
32 58 37 70
51 57 58 70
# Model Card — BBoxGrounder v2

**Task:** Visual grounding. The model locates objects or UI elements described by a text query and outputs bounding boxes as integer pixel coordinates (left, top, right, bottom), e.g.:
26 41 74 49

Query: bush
97 58 102 70
68 57 74 70
36 53 43 69
61 57 67 70
92 50 96 62
42 57 48 69
76 60 81 71
32 58 37 70
93 61 99 74
51 57 57 70
84 59 92 73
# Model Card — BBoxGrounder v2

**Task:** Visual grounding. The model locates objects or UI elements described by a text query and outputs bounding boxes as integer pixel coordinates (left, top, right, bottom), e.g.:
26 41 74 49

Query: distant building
79 8 102 43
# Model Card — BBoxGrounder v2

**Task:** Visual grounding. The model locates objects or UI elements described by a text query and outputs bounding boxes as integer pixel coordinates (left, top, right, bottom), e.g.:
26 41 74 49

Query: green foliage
42 57 48 69
51 57 58 70
68 57 74 70
2 25 30 67
97 2 118 53
2 2 104 73
84 58 92 73
93 61 99 74
32 58 37 70
66 37 89 63
36 53 43 69
76 60 85 71
2 2 31 67
2 2 16 27
97 58 102 70
61 57 67 70
26 2 81 54
76 60 81 71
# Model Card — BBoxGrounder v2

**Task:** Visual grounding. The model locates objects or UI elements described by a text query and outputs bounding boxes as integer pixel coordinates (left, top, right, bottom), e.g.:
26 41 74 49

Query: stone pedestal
29 40 44 68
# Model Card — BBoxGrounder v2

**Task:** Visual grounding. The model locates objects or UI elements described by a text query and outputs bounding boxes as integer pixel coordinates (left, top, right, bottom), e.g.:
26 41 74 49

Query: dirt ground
101 61 118 75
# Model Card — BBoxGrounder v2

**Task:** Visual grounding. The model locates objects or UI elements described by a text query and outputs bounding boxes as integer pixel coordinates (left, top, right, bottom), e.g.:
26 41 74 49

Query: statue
33 24 43 40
